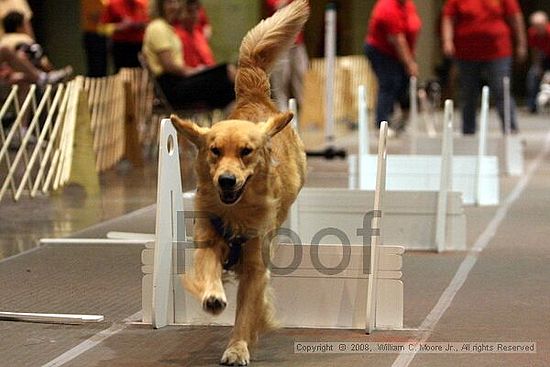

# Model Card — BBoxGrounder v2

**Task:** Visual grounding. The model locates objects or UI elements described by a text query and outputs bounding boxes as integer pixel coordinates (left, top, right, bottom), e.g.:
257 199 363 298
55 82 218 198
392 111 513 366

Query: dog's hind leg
221 239 275 366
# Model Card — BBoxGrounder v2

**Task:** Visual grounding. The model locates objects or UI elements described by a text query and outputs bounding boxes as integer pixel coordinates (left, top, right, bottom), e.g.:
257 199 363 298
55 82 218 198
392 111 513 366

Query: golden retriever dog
170 1 309 365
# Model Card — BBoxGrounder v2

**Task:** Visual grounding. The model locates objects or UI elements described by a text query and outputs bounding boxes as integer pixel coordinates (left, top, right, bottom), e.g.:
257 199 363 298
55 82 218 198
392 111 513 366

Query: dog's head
171 113 293 205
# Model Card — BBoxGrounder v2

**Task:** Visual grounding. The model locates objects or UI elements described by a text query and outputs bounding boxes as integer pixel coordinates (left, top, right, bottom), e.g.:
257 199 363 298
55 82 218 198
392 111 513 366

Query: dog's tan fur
170 1 309 365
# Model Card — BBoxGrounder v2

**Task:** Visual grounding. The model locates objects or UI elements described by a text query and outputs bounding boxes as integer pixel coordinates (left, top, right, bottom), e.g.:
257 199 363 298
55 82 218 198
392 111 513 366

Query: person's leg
456 59 481 134
365 45 402 128
270 49 291 111
486 57 517 133
83 32 108 77
112 41 143 72
289 44 308 108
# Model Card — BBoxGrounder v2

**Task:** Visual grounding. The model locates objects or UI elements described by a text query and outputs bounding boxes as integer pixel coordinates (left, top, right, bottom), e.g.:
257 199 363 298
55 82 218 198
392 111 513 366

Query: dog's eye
210 147 221 156
240 147 253 157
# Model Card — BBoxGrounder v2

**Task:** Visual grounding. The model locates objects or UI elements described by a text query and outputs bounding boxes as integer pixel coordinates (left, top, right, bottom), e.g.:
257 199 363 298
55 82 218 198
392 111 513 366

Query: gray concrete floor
1 111 549 366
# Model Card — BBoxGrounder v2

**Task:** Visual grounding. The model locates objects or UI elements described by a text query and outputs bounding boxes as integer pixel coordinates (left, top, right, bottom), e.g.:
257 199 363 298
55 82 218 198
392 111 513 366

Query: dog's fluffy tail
235 0 309 101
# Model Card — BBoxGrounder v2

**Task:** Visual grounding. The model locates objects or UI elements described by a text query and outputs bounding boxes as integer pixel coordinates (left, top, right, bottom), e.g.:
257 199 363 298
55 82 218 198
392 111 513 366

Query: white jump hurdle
411 78 523 176
356 93 499 206
141 119 404 331
293 96 465 252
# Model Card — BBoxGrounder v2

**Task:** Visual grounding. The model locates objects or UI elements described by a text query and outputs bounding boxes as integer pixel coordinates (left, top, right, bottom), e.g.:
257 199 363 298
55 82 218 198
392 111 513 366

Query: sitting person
0 11 53 71
173 0 215 68
142 0 234 110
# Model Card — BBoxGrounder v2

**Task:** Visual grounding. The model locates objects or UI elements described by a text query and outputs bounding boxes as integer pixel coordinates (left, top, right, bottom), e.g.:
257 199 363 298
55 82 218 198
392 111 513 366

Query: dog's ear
263 112 294 138
171 114 208 146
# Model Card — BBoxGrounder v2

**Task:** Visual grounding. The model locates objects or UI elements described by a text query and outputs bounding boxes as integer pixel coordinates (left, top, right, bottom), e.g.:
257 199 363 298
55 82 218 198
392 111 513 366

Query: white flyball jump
141 119 404 332
412 78 524 176
294 94 465 252
355 91 500 206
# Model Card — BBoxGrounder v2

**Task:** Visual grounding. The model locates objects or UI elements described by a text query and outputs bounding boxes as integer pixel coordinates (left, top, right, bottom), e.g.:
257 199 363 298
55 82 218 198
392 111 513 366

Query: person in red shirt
101 0 148 71
526 11 550 113
173 0 215 68
364 0 421 130
265 0 308 110
442 0 527 134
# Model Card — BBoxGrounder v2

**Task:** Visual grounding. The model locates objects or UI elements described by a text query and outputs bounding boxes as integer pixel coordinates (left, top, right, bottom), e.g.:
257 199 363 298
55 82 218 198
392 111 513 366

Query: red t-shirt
528 24 550 58
365 0 422 60
443 0 521 61
265 0 304 44
174 23 216 68
101 0 148 43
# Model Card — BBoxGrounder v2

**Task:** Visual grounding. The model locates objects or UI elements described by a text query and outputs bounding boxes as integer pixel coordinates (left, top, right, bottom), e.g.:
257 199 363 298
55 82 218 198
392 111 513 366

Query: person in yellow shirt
81 0 108 76
143 0 234 110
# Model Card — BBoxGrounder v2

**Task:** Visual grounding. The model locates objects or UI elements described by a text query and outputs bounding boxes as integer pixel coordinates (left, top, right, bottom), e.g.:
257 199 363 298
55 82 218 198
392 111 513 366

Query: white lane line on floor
392 131 550 367
40 311 141 367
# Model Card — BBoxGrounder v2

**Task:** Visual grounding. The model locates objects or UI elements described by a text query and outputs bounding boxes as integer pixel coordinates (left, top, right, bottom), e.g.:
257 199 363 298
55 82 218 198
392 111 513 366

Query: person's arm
156 50 204 77
388 33 418 77
508 12 527 63
441 15 455 58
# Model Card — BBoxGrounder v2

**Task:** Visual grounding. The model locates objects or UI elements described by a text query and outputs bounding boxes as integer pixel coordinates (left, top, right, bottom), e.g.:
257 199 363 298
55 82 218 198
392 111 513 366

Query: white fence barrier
0 80 95 203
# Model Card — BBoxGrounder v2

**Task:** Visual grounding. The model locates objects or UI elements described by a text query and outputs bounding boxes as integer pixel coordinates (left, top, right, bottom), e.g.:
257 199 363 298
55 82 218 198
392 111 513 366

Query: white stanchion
435 101 453 253
152 119 184 328
366 121 387 333
476 86 490 205
358 85 369 155
324 3 336 145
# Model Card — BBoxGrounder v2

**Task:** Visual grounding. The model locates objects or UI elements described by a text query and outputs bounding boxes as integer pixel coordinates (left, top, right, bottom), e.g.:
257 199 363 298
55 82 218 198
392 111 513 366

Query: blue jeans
456 57 517 134
526 57 550 112
365 44 409 127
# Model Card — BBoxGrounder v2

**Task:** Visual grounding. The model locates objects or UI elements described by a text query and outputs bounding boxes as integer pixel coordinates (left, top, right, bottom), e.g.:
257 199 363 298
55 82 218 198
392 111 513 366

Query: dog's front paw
220 341 250 366
202 295 227 315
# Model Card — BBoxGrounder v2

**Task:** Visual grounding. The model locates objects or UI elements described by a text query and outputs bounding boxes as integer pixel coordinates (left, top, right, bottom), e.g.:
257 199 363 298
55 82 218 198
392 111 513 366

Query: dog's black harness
210 216 249 271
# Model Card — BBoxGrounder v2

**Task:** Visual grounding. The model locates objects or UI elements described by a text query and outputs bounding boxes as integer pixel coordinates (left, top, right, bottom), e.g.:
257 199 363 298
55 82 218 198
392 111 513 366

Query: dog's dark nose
218 173 237 190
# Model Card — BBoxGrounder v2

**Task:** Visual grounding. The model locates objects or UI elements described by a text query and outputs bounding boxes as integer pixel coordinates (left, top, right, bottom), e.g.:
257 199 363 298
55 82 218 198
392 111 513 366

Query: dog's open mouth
219 176 251 205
